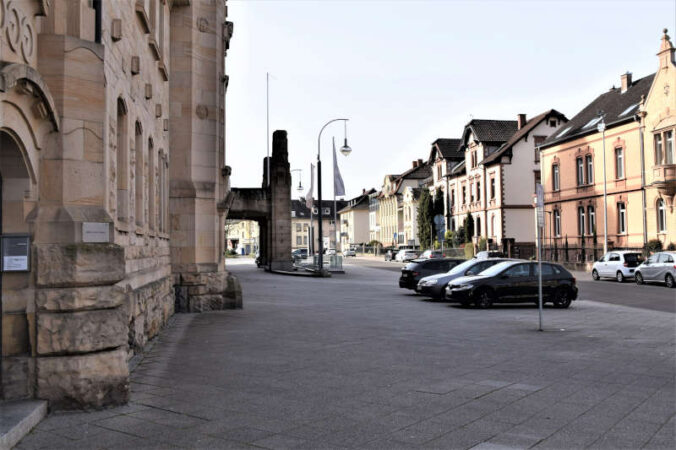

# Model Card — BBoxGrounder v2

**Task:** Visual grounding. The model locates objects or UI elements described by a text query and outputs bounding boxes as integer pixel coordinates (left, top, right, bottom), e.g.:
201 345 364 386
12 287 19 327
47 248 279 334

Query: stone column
268 131 293 271
170 0 241 312
30 32 129 409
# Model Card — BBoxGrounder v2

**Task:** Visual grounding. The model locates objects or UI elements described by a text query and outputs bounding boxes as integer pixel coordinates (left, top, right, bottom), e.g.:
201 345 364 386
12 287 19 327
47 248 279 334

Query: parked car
396 249 419 262
475 251 505 260
385 249 399 261
325 248 337 255
591 251 644 282
635 251 676 288
419 250 444 259
445 260 578 308
399 258 464 290
292 248 309 260
343 249 356 257
416 258 511 299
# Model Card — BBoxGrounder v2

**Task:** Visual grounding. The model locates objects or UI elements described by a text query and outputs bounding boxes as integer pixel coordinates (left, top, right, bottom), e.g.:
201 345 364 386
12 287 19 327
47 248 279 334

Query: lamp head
340 138 352 156
297 181 304 193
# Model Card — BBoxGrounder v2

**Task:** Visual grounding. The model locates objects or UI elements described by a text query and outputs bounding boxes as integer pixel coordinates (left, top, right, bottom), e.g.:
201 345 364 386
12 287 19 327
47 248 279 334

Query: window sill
116 221 130 233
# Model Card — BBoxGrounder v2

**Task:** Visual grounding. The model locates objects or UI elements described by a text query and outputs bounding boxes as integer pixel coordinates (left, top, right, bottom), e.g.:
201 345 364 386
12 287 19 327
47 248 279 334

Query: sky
225 0 676 200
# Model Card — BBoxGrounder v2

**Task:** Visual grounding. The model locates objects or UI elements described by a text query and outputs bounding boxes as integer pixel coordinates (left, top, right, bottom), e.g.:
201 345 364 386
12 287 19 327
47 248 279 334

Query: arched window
148 138 155 230
116 99 128 222
134 121 144 226
552 164 560 191
657 199 666 233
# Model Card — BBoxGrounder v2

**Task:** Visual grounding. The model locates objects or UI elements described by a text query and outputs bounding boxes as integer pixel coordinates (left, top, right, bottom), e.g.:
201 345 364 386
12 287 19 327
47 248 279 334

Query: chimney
418 158 423 166
517 114 527 130
362 188 366 194
620 72 632 94
412 160 418 168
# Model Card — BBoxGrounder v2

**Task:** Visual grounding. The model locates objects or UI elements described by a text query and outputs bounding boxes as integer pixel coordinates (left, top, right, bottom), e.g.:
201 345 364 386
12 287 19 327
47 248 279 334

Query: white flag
333 137 345 197
305 163 315 209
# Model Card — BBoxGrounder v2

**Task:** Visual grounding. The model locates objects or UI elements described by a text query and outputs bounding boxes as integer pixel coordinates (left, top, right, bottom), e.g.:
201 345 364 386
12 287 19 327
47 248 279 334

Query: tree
464 212 474 243
417 189 433 249
454 226 465 247
433 189 444 217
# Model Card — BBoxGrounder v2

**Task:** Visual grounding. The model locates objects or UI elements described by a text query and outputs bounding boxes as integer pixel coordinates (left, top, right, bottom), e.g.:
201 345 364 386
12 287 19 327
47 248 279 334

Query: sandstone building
540 31 676 260
0 0 239 409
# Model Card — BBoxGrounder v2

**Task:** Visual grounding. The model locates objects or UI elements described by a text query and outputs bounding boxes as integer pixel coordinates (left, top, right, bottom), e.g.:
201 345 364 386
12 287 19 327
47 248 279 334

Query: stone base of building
174 270 242 313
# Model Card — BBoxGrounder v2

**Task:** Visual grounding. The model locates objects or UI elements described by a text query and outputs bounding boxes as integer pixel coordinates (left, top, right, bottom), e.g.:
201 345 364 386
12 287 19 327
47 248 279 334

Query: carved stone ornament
196 104 208 119
1 1 36 64
197 17 209 32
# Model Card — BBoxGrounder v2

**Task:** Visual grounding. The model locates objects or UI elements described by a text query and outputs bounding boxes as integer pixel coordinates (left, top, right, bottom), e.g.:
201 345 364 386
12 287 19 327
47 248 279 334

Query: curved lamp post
597 111 608 255
317 119 351 271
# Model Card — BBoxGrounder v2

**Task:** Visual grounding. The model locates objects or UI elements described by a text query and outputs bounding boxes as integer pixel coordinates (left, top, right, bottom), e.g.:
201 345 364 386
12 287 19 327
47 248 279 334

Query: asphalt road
344 256 676 313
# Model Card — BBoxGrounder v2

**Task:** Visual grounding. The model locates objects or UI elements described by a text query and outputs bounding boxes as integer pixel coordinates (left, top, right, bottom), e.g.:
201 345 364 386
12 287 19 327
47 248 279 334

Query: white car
343 249 356 257
592 251 644 282
396 250 419 262
635 251 676 288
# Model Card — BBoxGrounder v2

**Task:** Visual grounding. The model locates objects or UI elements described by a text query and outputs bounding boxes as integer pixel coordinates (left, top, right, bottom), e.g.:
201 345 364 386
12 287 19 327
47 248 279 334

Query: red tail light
623 263 629 267
572 277 576 285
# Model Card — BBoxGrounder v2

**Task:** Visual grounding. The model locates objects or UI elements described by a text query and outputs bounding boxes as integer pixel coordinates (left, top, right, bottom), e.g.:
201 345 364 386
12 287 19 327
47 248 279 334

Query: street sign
535 184 545 228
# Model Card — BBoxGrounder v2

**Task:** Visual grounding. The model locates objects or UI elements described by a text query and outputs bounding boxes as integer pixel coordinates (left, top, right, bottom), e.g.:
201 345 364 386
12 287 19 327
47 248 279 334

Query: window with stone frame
666 130 674 164
490 177 496 199
576 157 584 186
134 121 144 226
577 206 585 236
657 199 666 233
655 134 663 165
587 205 595 235
148 138 155 230
585 155 593 185
116 98 129 223
553 209 561 237
617 202 627 234
552 164 560 191
615 147 625 179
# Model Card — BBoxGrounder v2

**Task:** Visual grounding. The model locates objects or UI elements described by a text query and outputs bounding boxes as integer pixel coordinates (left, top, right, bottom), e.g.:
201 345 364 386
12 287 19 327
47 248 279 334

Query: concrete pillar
268 131 293 270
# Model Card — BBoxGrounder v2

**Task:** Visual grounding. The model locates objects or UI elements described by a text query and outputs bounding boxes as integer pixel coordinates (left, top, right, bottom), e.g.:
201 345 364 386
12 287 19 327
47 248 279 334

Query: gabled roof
449 159 466 176
338 189 376 213
462 119 518 146
429 138 463 161
481 109 568 165
541 73 655 149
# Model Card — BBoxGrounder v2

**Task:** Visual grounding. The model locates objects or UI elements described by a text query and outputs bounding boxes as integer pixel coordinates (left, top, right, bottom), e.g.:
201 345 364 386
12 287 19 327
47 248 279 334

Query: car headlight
420 279 438 287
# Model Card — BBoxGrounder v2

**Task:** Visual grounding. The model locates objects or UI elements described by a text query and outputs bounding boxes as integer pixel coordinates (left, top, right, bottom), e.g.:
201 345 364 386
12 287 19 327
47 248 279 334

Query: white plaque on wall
82 222 110 243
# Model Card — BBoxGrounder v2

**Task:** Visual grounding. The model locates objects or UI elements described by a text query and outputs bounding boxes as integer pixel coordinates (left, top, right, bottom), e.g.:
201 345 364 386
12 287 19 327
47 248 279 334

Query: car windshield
476 261 518 277
448 259 478 275
623 253 643 263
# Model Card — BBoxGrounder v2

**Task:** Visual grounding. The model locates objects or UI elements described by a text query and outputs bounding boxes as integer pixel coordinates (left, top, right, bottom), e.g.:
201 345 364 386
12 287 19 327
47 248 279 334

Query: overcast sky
225 0 675 200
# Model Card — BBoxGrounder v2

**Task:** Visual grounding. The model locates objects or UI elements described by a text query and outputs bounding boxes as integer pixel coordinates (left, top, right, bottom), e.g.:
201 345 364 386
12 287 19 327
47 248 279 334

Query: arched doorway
0 130 34 399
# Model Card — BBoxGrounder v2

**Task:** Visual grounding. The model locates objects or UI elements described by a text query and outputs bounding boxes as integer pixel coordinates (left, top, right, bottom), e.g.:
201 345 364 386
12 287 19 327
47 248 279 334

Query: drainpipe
636 110 648 249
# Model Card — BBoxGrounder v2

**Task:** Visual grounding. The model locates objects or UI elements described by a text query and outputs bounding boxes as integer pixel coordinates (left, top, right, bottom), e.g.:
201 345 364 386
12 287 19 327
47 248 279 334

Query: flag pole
333 137 338 252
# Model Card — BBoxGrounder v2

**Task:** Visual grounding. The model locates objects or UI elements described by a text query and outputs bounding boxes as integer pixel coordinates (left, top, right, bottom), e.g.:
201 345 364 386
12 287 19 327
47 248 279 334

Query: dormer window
549 119 558 127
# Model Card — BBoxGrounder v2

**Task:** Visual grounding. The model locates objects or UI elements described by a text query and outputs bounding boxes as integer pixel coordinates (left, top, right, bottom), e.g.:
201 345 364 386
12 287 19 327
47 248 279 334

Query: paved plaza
16 259 676 449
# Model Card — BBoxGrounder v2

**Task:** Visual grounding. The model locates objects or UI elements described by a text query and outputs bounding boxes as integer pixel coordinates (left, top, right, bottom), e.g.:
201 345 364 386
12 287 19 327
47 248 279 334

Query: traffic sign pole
535 184 545 332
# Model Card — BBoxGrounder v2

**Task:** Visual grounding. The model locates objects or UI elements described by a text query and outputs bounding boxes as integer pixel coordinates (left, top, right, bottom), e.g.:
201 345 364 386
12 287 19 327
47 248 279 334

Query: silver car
635 251 676 288
416 258 510 299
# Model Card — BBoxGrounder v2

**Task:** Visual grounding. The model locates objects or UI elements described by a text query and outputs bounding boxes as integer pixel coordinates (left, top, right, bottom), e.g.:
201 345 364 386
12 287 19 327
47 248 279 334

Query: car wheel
635 272 644 285
592 269 600 281
474 289 493 309
616 271 624 283
553 288 572 309
666 274 675 289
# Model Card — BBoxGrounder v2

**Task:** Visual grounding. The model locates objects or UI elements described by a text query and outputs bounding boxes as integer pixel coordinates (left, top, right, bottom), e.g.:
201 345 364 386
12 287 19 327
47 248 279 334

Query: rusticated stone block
1 356 35 400
36 243 125 288
37 308 127 355
36 285 128 312
37 348 129 410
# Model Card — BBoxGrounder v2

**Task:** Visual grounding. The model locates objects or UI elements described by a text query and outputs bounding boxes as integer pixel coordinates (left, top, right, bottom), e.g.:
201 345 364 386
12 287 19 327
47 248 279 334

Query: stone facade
0 0 238 409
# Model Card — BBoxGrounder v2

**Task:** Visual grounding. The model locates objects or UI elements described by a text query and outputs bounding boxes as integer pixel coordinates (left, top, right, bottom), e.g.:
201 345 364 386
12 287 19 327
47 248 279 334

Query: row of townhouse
538 30 676 261
340 30 675 257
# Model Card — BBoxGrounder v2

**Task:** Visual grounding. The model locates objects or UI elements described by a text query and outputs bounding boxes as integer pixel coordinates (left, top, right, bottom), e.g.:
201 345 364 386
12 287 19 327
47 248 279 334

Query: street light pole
317 119 351 271
598 114 608 255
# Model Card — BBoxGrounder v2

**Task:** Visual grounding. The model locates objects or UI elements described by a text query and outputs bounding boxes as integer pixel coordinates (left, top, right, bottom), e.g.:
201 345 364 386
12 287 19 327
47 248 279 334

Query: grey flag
333 137 345 197
305 163 315 209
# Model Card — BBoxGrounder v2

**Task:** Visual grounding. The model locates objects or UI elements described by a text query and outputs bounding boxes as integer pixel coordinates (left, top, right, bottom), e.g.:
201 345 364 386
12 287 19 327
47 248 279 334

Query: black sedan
399 258 464 290
445 261 578 308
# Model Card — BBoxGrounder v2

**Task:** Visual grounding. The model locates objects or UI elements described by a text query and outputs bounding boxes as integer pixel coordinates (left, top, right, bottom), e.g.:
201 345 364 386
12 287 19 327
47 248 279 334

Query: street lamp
597 111 608 255
317 118 351 271
290 169 304 193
